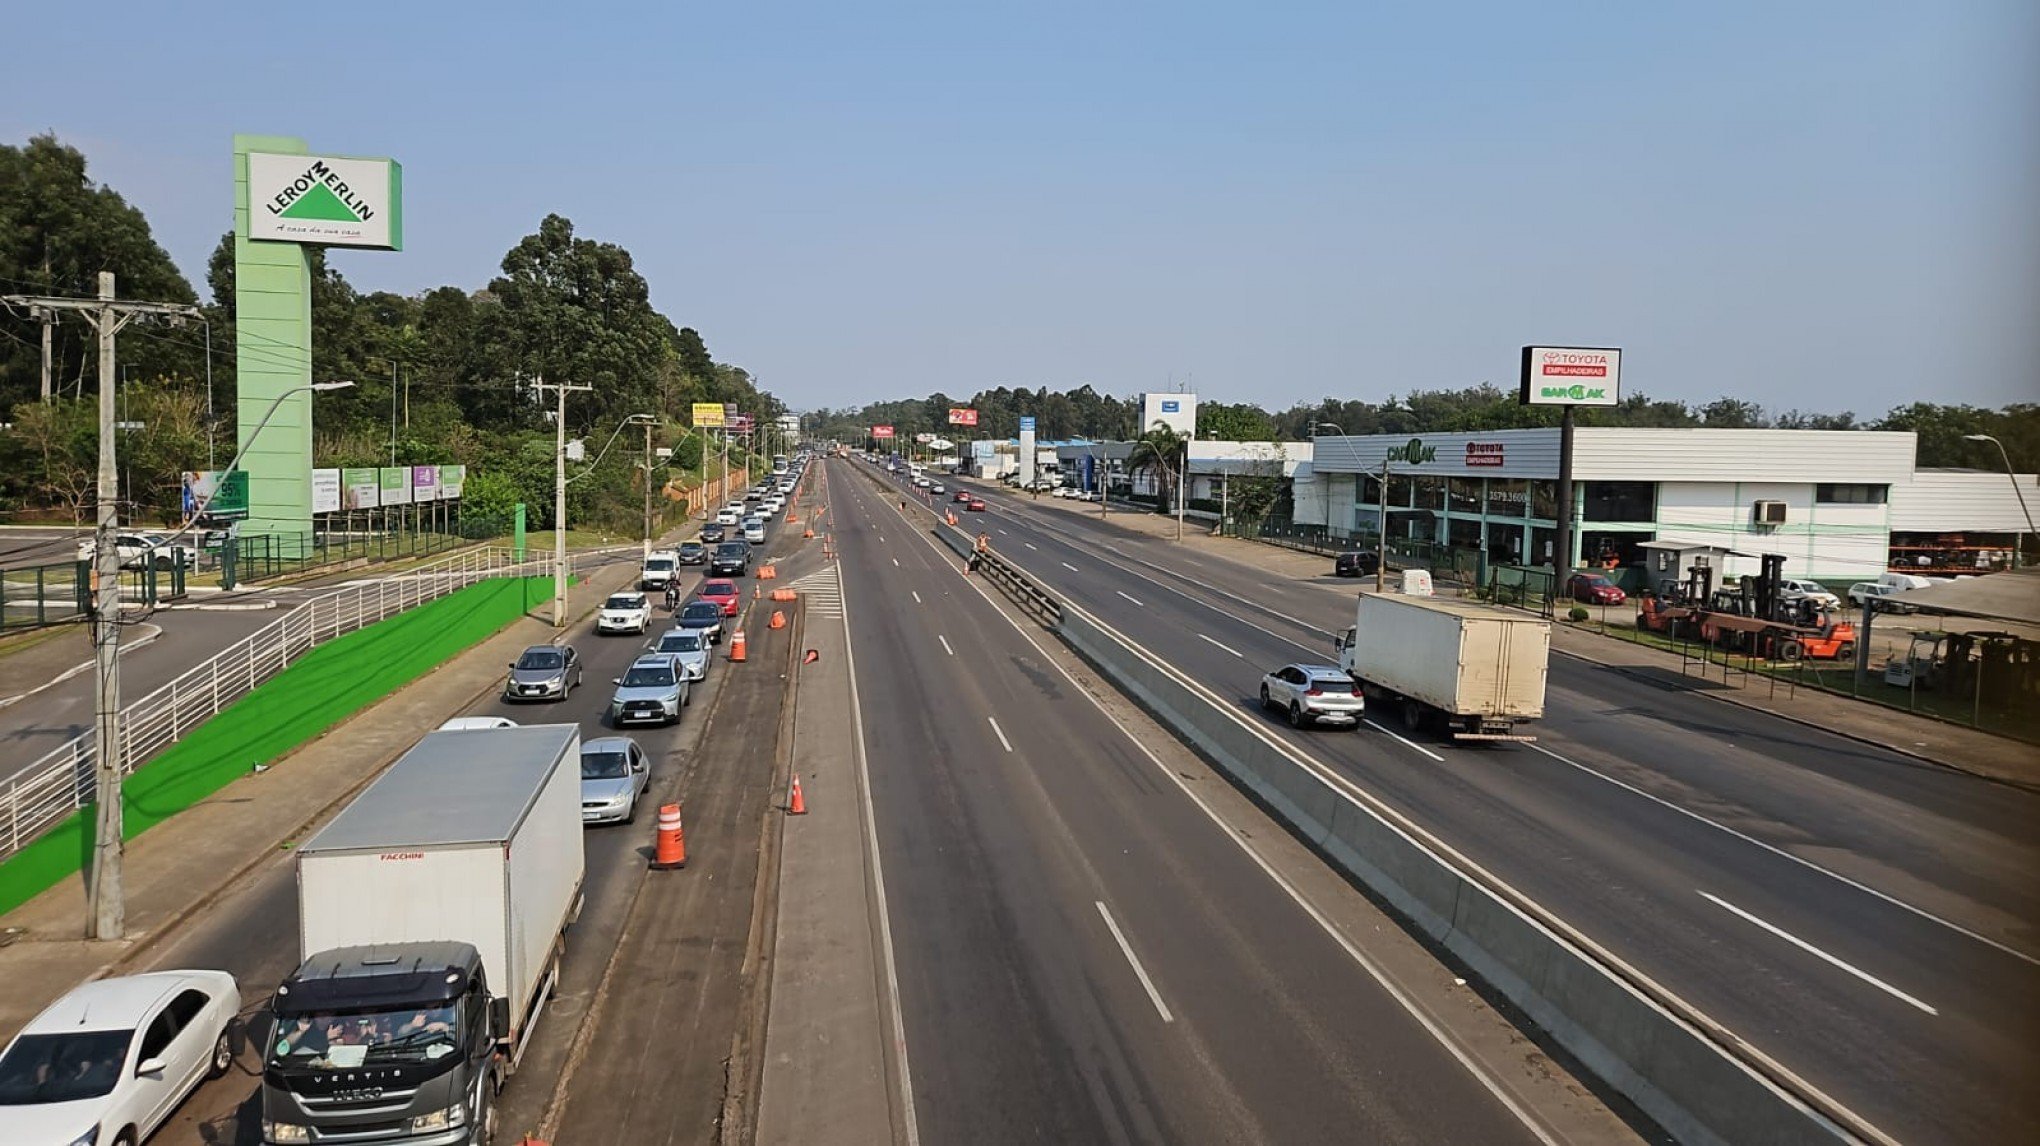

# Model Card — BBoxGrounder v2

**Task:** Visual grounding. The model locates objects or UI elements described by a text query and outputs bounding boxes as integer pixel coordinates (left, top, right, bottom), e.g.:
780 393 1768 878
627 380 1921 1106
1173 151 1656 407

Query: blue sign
1019 416 1036 432
1160 400 1180 413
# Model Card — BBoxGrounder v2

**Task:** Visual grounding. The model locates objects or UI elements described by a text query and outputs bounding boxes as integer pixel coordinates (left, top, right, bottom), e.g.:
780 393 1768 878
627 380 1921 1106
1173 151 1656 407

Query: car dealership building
1299 427 2034 582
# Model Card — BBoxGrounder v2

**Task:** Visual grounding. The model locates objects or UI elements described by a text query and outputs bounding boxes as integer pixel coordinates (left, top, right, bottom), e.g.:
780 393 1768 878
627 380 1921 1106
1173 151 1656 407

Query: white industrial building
1302 428 2034 581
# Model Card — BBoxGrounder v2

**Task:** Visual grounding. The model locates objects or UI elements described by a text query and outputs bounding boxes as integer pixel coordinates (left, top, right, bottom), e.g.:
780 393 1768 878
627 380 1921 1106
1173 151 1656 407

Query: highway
884 465 2040 1146
825 461 1620 1144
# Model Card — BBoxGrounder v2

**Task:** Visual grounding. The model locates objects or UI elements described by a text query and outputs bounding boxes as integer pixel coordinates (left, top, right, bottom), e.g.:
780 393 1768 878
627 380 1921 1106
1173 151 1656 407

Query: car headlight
262 1120 310 1144
409 1102 468 1132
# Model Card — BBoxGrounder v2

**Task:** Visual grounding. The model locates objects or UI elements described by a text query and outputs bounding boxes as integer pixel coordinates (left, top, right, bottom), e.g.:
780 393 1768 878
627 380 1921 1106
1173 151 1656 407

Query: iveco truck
1335 591 1550 741
260 724 583 1145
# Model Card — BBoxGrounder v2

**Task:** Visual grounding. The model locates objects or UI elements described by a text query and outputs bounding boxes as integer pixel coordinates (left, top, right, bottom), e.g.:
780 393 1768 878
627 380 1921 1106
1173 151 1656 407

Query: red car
1567 572 1627 605
966 498 986 511
697 578 742 616
953 490 973 503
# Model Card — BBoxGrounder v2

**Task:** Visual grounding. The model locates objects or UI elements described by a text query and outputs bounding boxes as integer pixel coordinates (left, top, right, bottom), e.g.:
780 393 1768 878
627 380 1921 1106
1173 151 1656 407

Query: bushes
1569 606 1590 622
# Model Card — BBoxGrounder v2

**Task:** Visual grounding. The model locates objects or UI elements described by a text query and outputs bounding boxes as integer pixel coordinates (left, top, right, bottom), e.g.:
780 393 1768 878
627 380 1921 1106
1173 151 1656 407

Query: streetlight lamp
1963 433 2035 566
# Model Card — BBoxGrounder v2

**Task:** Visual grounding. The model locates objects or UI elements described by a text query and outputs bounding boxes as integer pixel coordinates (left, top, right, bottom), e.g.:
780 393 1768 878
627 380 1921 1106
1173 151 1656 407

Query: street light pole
536 377 593 629
1964 433 2036 565
643 418 655 560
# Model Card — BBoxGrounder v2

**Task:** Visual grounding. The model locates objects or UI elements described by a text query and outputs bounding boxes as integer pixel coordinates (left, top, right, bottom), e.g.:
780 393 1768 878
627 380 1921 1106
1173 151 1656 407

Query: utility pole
3 273 200 939
36 306 53 402
642 418 655 560
1375 458 1391 593
534 377 592 628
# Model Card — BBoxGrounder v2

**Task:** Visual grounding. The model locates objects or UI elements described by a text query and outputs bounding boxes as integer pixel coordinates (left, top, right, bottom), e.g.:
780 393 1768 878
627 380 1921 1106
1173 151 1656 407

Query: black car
1334 551 1380 577
699 523 727 544
677 540 707 566
710 540 751 576
677 600 728 644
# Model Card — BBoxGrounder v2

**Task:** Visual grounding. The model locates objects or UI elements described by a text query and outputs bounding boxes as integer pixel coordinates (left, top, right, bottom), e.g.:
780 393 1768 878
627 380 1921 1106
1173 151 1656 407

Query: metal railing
0 546 559 860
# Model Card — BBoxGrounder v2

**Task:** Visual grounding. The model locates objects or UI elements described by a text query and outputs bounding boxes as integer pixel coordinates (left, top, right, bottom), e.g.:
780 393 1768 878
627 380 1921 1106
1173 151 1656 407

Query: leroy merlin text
264 161 376 220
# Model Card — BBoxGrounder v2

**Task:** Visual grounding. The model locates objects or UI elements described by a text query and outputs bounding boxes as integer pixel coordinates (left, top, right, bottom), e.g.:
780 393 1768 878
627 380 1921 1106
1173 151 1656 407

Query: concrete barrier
1055 605 1861 1146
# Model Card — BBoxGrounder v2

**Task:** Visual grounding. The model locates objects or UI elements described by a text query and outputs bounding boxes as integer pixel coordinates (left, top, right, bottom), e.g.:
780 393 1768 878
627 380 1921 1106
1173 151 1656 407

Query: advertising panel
379 466 413 506
342 467 381 509
928 438 954 452
180 469 251 520
440 464 466 500
1018 416 1036 432
691 402 726 428
411 464 441 503
947 408 979 426
914 432 935 444
1140 393 1198 436
310 468 342 514
1519 346 1622 407
872 425 896 439
246 153 403 250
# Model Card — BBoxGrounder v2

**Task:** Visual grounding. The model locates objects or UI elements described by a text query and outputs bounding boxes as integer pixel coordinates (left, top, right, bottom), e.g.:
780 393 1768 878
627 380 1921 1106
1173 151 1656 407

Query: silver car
648 628 712 681
579 736 650 825
609 653 689 726
1259 663 1366 729
504 643 582 702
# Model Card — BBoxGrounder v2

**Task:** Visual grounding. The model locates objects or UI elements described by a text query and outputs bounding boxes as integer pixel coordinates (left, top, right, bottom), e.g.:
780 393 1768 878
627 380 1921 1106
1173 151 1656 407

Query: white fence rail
1 547 560 861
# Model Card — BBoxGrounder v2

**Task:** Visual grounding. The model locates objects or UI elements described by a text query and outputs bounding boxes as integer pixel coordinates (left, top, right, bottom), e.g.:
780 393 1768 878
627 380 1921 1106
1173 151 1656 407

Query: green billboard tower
232 134 402 537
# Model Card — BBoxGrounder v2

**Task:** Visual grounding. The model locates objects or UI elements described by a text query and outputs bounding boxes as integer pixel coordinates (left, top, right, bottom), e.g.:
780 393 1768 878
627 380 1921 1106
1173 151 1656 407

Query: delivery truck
1334 592 1549 741
260 724 584 1146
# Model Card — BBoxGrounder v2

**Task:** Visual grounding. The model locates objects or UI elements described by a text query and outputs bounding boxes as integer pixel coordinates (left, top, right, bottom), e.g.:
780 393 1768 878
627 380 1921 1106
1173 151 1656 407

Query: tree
1127 422 1188 507
1198 401 1275 441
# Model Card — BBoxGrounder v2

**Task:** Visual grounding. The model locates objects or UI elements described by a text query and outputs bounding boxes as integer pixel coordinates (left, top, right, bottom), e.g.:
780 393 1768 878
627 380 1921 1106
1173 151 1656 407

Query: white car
1259 663 1366 729
715 506 743 526
762 496 784 514
649 628 712 680
438 716 519 731
742 518 767 544
1777 578 1841 610
1846 582 1915 613
597 591 654 634
0 969 241 1146
78 533 194 572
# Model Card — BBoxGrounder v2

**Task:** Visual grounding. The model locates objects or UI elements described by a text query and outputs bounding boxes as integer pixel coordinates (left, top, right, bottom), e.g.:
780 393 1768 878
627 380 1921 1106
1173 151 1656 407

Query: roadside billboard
872 425 896 439
181 469 249 521
1140 393 1197 436
691 402 726 427
914 432 935 444
342 467 380 509
310 468 342 514
379 466 412 506
948 408 979 426
1519 346 1622 407
440 464 466 500
246 152 403 250
411 464 441 502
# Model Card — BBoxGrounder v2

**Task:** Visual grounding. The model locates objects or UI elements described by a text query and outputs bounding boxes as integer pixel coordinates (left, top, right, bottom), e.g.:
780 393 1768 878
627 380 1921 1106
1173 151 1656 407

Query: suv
710 540 750 576
1259 663 1366 728
609 653 688 726
1333 551 1379 578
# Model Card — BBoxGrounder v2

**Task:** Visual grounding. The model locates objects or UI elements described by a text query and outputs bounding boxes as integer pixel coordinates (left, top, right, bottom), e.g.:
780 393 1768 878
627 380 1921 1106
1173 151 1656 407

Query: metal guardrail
0 546 560 860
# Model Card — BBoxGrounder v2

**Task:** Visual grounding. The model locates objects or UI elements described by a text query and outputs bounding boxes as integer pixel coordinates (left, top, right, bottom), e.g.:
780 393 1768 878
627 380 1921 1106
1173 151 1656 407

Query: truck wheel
1288 703 1309 729
1836 642 1855 660
1778 640 1804 662
1402 699 1423 734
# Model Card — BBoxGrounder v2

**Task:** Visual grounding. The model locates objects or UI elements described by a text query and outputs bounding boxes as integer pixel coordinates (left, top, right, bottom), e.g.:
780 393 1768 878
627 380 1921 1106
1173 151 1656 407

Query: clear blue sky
5 1 2034 417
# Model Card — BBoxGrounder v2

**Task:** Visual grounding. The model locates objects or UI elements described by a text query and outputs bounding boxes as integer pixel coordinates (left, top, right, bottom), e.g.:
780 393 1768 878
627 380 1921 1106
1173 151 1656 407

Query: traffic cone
652 804 686 869
730 628 748 662
769 609 786 629
788 775 807 815
803 527 815 539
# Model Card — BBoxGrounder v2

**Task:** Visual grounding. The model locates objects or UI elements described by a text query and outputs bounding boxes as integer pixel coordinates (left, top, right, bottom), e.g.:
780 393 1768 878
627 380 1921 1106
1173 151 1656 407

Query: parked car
699 523 727 545
597 591 654 635
0 970 242 1146
1333 551 1379 578
504 643 582 702
1777 578 1842 610
579 736 650 825
649 628 712 680
610 653 688 726
677 540 708 566
438 716 519 730
1567 572 1628 605
79 532 194 571
710 541 751 576
1847 582 1915 613
676 600 728 644
698 578 742 616
1259 664 1366 729
741 517 768 544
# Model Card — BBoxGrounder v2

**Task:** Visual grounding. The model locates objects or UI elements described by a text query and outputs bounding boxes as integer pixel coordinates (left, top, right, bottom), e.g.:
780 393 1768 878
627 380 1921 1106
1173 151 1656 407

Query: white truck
261 725 585 1145
1335 592 1550 741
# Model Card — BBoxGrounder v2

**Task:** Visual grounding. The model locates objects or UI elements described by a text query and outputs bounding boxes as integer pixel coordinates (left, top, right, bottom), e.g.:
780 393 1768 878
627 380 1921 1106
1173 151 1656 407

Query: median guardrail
0 546 562 861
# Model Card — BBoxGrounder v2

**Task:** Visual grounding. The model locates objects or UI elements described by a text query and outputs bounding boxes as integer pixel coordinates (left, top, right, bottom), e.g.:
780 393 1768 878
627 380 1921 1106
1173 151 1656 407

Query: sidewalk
996 486 2040 789
0 553 649 1041
754 576 900 1146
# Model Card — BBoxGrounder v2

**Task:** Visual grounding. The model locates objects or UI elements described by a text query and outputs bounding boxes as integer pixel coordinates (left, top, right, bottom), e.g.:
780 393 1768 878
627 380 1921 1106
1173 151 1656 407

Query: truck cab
263 942 501 1144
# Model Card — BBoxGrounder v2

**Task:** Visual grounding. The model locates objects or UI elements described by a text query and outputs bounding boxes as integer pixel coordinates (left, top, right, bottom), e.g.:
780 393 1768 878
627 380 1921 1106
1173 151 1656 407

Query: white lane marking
937 559 1562 1143
1363 719 1447 762
1699 892 1939 1015
987 716 1014 753
892 557 900 567
1197 633 1243 658
938 635 954 656
1530 743 2040 968
1096 901 1175 1023
840 541 923 1145
1116 590 1144 607
997 529 1008 535
1061 561 1079 572
1025 542 1038 550
911 591 922 604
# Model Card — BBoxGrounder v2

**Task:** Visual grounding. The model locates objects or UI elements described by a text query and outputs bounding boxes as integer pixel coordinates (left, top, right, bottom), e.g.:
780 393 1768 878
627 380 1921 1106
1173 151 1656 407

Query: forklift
1636 554 1856 661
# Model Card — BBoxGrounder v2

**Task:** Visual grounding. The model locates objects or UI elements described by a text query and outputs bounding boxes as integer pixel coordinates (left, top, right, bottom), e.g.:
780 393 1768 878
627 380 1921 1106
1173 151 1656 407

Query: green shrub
1569 606 1590 622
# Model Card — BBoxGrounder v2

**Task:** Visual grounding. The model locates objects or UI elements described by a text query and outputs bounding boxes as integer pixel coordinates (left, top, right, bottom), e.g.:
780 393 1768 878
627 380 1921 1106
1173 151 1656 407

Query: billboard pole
1555 406 1576 603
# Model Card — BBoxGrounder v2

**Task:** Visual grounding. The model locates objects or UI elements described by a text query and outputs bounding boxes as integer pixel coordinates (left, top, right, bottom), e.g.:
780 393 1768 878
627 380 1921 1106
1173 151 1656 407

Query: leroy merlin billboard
247 153 403 250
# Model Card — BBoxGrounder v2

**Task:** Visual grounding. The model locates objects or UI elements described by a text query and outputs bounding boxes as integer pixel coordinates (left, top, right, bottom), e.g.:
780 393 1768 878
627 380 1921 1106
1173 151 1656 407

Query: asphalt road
901 467 2040 1145
828 462 1571 1144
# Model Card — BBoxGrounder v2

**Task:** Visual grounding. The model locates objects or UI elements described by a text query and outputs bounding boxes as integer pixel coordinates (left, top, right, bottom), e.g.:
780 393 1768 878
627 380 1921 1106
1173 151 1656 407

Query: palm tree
1127 421 1186 512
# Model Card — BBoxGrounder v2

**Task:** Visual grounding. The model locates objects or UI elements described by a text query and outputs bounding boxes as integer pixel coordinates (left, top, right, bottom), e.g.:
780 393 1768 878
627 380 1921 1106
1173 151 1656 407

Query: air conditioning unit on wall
1752 500 1787 526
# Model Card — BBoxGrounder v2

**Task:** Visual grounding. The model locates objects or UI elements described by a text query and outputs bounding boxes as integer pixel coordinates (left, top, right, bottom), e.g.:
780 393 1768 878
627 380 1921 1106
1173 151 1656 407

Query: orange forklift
1637 554 1856 661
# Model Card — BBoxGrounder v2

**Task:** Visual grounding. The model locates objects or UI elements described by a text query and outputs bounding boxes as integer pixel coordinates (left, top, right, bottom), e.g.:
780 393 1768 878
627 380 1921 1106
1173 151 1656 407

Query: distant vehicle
79 531 194 571
741 518 767 544
1052 485 1075 499
677 540 708 566
676 600 728 644
504 643 582 702
597 591 653 634
649 628 712 680
762 496 784 514
1074 489 1100 502
953 490 973 503
698 579 742 616
1847 582 1915 613
610 653 688 726
1336 593 1549 740
715 506 743 526
967 498 986 512
1333 551 1379 578
1777 578 1841 610
699 523 728 545
710 541 750 576
1566 573 1627 605
744 488 764 502
579 736 650 825
1259 663 1366 729
1876 571 1935 593
929 482 946 495
639 550 679 590
438 715 520 731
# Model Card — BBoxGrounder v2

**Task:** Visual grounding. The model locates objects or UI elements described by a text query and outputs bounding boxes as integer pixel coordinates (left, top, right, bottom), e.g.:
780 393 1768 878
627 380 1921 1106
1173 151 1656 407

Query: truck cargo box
1338 593 1549 739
